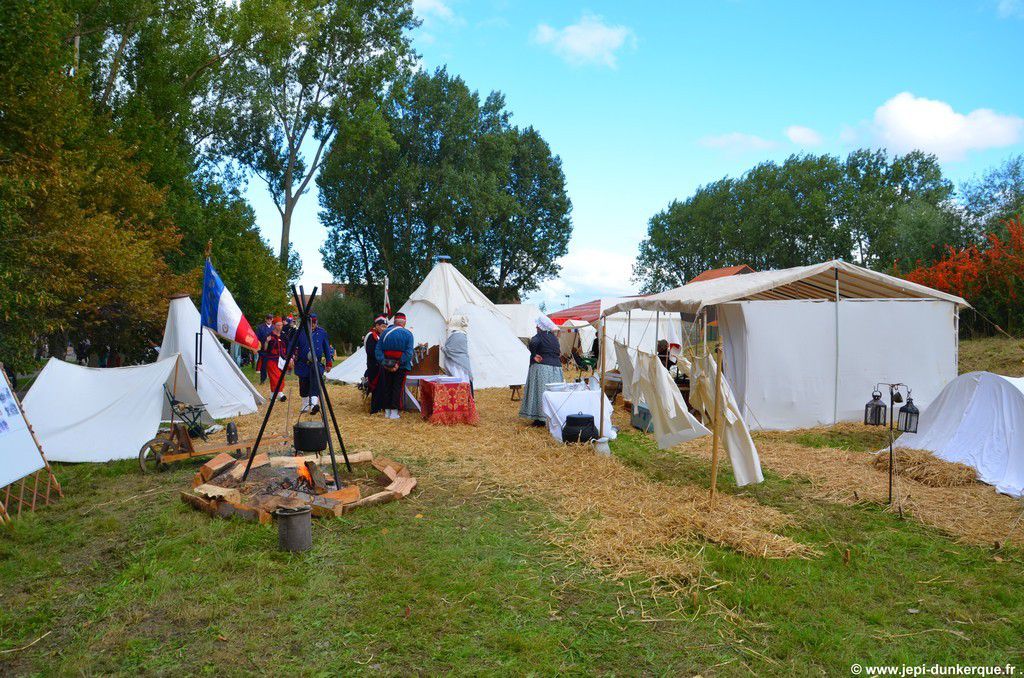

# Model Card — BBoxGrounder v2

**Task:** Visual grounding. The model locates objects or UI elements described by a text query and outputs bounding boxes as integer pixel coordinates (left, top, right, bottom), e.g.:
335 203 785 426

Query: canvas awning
604 260 969 316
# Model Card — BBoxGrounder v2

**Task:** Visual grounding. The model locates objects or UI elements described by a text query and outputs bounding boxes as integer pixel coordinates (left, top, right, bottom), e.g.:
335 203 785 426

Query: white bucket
594 437 611 456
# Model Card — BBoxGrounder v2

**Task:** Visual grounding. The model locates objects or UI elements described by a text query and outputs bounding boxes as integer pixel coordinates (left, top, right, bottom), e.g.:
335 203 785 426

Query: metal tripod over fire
241 285 352 486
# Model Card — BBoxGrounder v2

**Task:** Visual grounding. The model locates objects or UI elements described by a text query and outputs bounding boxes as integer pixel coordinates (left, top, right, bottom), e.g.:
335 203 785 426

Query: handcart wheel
138 437 175 473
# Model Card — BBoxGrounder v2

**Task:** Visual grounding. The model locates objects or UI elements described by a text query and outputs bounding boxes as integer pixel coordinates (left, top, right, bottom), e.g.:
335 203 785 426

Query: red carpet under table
418 381 479 425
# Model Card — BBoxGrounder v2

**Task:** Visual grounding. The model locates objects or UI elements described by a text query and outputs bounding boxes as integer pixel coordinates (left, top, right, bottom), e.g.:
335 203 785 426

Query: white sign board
0 373 45 488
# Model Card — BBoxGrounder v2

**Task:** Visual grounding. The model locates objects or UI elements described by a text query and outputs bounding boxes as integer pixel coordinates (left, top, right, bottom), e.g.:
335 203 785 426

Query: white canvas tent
22 355 209 463
895 372 1024 498
496 303 543 341
606 260 968 430
550 298 686 372
158 295 265 419
327 261 530 389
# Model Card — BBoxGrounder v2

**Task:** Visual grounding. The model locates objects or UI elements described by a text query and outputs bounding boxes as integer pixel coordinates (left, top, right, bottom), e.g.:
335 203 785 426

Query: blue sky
245 0 1024 310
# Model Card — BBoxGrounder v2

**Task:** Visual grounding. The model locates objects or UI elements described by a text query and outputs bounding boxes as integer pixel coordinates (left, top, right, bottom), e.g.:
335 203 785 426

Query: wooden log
304 461 329 494
194 484 241 504
345 450 374 464
323 485 361 504
385 476 417 498
269 454 321 468
225 453 269 481
180 491 218 516
372 458 407 481
228 501 272 525
199 453 236 482
252 494 307 512
275 489 345 518
347 490 398 511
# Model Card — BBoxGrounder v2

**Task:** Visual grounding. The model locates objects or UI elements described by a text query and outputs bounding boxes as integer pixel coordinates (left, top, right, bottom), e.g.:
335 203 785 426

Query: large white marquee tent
158 295 265 419
605 260 968 430
895 371 1024 498
496 303 543 341
327 261 530 389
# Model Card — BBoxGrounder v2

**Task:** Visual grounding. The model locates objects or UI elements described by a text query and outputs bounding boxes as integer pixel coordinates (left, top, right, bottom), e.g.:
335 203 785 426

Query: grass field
2 339 1023 675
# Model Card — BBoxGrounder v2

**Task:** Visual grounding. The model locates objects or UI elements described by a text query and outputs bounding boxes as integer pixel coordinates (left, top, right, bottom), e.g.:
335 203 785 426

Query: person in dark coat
294 313 333 415
363 315 388 393
371 313 414 419
519 316 563 426
255 314 274 384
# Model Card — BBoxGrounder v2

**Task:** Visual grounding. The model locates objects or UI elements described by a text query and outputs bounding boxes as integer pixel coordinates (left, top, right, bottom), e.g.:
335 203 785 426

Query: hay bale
871 449 977 488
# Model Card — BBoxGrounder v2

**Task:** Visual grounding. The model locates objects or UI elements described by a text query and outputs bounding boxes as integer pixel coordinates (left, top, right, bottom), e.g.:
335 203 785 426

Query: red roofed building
688 264 755 283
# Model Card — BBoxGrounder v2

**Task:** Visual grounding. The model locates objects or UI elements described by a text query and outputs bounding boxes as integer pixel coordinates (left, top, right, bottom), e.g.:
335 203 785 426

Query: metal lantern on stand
865 383 912 506
897 395 919 434
864 391 886 426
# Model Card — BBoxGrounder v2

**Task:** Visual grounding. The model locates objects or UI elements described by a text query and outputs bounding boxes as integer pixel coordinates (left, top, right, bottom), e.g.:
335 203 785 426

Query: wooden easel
0 364 63 523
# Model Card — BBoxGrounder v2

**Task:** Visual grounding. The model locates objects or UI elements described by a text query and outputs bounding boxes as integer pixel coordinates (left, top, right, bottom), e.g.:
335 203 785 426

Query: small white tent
606 260 969 430
158 295 264 419
327 261 530 389
496 303 542 341
895 372 1024 498
22 355 208 463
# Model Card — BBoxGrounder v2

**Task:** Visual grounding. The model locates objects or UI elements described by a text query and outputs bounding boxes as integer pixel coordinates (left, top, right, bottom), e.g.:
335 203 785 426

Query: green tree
221 0 415 267
318 68 572 304
313 294 373 355
961 154 1024 237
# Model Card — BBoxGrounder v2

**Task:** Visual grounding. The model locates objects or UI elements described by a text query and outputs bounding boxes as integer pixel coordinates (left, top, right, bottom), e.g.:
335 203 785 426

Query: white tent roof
605 260 968 316
327 262 529 389
158 296 264 419
22 355 208 463
895 371 1024 498
496 303 542 339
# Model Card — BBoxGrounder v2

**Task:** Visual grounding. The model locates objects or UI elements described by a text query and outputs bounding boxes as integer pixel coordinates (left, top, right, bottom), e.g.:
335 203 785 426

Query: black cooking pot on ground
293 421 327 452
562 413 599 444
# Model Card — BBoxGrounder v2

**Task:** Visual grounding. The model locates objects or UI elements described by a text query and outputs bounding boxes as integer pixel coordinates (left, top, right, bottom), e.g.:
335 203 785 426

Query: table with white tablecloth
541 387 617 443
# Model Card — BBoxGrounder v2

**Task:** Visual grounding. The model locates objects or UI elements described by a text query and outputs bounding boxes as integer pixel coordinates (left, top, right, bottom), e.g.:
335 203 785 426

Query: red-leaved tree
904 217 1024 334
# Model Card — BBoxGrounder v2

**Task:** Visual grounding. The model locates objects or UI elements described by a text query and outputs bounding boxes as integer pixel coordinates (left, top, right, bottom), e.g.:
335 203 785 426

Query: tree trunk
280 203 292 268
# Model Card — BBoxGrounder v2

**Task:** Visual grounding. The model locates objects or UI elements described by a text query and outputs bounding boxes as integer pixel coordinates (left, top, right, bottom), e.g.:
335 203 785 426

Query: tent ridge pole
599 316 607 439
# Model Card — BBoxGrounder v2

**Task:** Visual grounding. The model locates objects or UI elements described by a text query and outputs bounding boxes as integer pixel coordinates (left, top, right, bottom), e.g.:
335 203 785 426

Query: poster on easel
0 364 61 522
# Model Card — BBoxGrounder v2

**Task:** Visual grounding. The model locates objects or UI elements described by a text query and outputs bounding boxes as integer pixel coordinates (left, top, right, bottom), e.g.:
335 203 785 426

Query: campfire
181 450 417 523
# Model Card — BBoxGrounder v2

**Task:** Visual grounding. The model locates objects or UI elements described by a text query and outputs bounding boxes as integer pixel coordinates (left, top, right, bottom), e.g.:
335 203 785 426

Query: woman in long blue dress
519 316 563 426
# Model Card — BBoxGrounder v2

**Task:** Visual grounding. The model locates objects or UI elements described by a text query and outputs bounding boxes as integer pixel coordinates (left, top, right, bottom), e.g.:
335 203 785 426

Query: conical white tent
895 371 1024 498
158 295 265 419
23 355 208 463
327 262 530 389
496 303 543 340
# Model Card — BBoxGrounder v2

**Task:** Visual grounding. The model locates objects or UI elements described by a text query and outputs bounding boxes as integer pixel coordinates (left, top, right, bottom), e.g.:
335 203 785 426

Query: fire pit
180 450 417 523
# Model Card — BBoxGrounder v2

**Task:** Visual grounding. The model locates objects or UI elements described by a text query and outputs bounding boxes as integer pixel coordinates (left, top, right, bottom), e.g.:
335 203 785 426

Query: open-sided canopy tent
549 298 686 371
496 303 543 341
895 372 1024 498
158 295 265 419
23 355 209 462
605 260 968 430
327 262 530 389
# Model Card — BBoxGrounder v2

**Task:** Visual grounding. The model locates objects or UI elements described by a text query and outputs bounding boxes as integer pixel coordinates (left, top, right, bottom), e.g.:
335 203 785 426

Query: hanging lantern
897 397 919 433
864 390 886 426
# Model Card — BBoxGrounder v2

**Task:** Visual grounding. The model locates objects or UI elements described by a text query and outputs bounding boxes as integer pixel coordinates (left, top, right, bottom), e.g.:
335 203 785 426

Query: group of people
363 313 414 419
254 312 333 415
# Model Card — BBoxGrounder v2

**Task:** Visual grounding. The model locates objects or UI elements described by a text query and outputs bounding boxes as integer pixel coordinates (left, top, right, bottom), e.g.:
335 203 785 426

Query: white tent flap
22 356 206 463
158 296 264 419
0 374 44 488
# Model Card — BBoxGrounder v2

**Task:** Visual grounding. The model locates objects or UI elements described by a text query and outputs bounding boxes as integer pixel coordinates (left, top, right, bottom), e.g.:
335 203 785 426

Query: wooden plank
347 490 398 511
199 453 236 481
371 458 406 481
194 484 242 504
323 485 361 504
275 489 346 517
345 450 374 464
224 453 269 481
385 476 417 498
228 502 272 525
269 454 321 468
180 491 218 516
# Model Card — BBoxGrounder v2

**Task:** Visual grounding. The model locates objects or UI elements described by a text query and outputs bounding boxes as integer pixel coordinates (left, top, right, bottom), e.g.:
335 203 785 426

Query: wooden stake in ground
709 344 725 504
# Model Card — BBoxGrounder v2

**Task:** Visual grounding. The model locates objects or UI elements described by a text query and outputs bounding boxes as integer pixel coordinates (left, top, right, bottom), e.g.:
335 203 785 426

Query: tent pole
626 310 631 347
599 316 607 439
709 343 725 504
833 268 840 425
655 311 660 365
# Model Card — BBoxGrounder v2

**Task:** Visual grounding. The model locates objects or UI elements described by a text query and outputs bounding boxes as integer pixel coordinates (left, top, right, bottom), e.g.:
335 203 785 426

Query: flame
296 463 313 487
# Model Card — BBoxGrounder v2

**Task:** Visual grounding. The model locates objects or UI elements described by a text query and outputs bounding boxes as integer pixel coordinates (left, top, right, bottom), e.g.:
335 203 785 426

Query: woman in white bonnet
519 315 562 426
442 314 472 385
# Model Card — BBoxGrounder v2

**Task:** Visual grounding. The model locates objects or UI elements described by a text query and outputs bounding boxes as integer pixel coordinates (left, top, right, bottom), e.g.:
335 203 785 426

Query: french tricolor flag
200 260 260 352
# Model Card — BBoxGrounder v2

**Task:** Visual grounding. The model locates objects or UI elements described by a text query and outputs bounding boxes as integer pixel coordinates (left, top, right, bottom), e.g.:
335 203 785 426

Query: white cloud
870 92 1024 161
698 132 778 152
785 125 823 146
997 0 1024 18
413 0 456 22
530 247 638 309
532 14 634 68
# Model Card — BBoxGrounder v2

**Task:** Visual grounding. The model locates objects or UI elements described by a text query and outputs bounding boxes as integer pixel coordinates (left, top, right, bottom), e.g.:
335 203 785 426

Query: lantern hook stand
864 382 920 507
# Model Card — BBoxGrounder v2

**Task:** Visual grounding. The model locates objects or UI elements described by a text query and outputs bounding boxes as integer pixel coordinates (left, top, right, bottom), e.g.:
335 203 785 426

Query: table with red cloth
418 379 479 425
